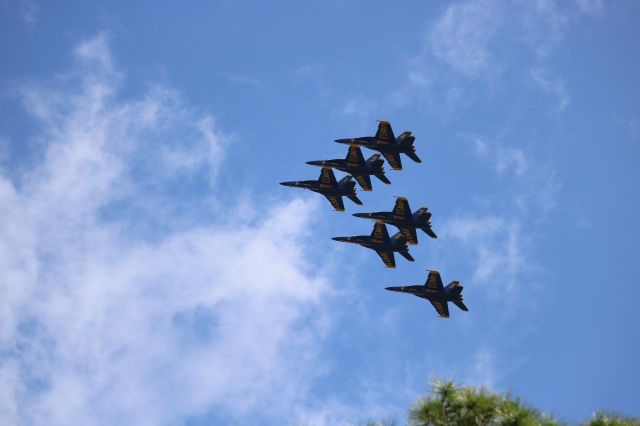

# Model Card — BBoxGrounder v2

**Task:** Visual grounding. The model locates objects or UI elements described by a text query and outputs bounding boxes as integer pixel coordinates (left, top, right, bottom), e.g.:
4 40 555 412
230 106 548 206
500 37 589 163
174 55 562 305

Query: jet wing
353 174 372 191
425 270 444 292
429 300 450 318
400 227 418 245
371 221 390 243
382 152 403 170
319 167 338 187
346 145 365 165
323 194 345 211
375 250 396 268
392 197 411 218
375 121 396 144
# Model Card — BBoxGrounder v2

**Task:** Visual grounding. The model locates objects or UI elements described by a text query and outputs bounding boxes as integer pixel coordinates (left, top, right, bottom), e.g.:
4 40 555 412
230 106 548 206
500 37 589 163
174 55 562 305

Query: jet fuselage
306 159 384 176
280 179 356 197
335 135 416 155
353 211 437 239
331 235 408 252
385 285 462 303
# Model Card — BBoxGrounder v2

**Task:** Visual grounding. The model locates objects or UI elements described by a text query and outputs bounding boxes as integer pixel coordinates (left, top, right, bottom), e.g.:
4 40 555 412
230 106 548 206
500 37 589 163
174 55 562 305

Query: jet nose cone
335 138 353 144
332 236 348 242
280 181 295 187
352 213 368 218
306 160 323 166
385 286 401 292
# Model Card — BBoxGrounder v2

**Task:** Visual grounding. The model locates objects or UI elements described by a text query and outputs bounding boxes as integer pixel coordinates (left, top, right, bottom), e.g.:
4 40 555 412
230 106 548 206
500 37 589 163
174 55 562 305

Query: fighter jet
332 221 414 268
335 120 420 170
280 167 362 211
353 196 436 245
306 145 391 191
386 270 468 318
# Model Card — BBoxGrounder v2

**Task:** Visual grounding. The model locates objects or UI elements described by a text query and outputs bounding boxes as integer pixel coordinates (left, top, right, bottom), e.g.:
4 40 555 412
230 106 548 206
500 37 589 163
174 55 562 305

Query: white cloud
465 349 497 389
14 0 39 26
470 135 529 177
530 67 570 113
341 97 372 117
518 0 568 58
441 215 526 298
0 35 335 425
574 0 604 16
426 0 569 78
615 116 640 141
428 0 504 80
218 73 262 89
395 0 574 117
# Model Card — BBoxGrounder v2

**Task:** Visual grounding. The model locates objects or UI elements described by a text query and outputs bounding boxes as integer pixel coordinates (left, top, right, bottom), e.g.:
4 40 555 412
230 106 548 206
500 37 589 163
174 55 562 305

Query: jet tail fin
446 280 462 294
374 174 391 184
338 175 353 186
365 154 382 165
398 131 412 142
452 300 469 312
399 251 414 262
347 195 363 205
413 207 431 220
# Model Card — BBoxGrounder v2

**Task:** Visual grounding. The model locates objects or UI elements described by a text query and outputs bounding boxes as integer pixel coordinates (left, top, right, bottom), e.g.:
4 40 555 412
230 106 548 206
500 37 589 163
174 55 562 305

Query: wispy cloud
530 67 570 113
397 0 579 116
615 115 640 141
441 215 527 299
470 136 529 177
10 0 40 26
0 35 335 425
518 0 568 58
574 0 604 16
428 0 505 80
219 73 262 89
341 97 372 117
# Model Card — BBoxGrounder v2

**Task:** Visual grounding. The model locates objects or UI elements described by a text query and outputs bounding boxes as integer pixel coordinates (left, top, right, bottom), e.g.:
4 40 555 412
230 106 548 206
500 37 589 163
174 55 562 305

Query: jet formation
281 120 468 318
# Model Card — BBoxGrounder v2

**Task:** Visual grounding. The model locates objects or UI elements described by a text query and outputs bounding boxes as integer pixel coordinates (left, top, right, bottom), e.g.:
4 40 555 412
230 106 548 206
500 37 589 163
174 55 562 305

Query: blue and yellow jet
386 270 468 318
335 120 421 170
280 167 362 211
352 196 437 245
306 145 391 191
332 221 414 268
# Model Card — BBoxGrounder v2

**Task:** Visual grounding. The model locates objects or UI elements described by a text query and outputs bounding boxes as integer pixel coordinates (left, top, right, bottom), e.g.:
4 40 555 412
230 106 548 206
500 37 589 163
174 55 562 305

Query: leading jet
306 145 391 191
280 167 362 211
335 120 421 170
332 221 414 268
386 270 468 318
353 196 437 245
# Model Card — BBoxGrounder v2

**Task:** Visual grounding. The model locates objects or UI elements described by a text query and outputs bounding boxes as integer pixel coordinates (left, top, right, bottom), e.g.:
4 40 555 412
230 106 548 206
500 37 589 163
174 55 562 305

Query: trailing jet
353 196 436 245
385 270 468 318
306 145 391 191
335 120 421 170
332 221 414 268
280 167 362 211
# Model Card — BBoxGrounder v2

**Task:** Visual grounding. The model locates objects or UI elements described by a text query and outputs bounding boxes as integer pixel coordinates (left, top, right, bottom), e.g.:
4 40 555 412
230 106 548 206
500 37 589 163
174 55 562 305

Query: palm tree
409 379 562 426
583 411 640 426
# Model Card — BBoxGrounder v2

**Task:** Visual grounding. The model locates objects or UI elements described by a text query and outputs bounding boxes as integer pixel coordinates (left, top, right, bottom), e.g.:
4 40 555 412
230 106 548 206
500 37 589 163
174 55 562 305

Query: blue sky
1 0 639 424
